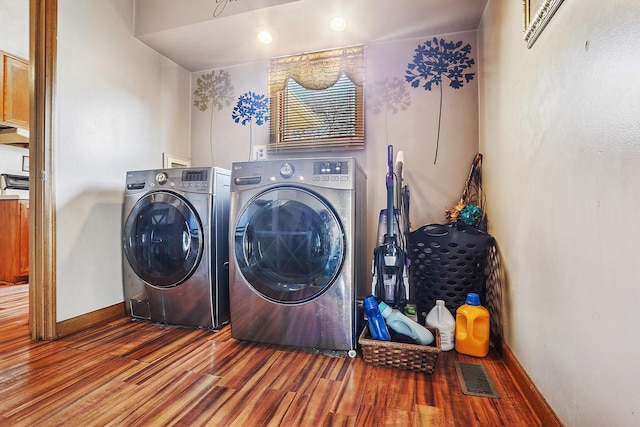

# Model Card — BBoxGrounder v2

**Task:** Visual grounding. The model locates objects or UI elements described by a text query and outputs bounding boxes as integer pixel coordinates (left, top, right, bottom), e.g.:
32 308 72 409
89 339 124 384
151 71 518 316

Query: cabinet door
18 200 29 277
0 200 29 284
2 54 30 129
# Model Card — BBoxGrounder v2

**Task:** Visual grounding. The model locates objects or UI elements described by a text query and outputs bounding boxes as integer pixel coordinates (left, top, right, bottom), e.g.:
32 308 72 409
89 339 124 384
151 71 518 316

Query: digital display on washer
181 170 208 182
313 161 349 175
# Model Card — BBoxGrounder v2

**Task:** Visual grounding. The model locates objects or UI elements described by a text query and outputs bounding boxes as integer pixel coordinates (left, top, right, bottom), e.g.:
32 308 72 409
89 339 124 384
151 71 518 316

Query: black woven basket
409 223 494 324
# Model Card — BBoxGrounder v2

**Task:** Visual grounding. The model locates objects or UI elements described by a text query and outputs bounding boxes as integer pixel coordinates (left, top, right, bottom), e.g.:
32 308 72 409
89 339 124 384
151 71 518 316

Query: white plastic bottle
426 300 456 351
378 301 434 345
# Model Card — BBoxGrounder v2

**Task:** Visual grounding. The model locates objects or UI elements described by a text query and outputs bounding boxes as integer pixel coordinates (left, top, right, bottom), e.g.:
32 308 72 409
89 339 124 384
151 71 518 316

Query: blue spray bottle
363 295 391 341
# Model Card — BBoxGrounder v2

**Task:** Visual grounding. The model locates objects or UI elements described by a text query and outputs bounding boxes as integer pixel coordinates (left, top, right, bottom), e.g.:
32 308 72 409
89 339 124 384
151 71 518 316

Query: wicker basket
358 326 441 374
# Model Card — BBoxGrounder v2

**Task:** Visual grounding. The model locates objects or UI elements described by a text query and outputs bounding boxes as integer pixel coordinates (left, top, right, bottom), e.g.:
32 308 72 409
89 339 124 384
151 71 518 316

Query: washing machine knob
155 172 168 185
279 162 295 179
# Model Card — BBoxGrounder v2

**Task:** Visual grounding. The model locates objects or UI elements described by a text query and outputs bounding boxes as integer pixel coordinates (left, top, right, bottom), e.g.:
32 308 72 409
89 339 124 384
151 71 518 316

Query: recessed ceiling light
330 17 346 32
257 31 273 44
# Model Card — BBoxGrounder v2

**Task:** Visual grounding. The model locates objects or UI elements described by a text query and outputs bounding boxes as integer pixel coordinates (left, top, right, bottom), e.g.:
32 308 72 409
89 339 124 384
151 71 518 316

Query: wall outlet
252 145 267 161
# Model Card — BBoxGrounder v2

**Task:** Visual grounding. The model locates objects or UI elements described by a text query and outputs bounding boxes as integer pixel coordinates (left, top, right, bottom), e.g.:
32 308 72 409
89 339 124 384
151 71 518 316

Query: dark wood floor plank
7 356 144 425
225 386 295 427
362 365 391 409
31 360 147 426
331 358 367 416
384 368 417 411
120 326 209 362
195 382 266 425
274 389 312 426
414 403 449 427
291 376 345 425
168 384 238 426
120 371 218 426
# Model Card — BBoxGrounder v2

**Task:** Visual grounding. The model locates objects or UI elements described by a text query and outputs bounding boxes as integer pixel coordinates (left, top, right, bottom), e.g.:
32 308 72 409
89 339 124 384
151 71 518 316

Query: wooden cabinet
1 51 30 129
0 199 29 285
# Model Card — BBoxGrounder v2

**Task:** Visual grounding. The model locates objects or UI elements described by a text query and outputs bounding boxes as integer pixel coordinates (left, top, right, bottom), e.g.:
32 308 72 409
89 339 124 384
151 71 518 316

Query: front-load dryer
229 158 367 353
122 167 230 329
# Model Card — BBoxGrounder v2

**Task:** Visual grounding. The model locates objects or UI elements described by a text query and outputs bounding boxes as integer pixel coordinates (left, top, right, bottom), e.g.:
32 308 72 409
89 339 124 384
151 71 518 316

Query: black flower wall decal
193 70 235 163
368 77 412 144
232 91 270 161
406 38 475 164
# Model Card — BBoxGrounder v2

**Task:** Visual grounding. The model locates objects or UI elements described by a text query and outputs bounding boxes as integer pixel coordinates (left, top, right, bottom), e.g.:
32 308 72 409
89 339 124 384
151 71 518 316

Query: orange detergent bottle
455 293 490 357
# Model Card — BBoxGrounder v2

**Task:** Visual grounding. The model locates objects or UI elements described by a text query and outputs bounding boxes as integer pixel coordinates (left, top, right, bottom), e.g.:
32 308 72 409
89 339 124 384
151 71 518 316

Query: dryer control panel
313 161 349 175
231 158 361 191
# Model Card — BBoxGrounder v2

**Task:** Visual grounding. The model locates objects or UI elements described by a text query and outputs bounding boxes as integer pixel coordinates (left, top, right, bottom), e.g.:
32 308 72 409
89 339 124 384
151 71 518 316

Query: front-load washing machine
122 167 230 329
229 158 367 353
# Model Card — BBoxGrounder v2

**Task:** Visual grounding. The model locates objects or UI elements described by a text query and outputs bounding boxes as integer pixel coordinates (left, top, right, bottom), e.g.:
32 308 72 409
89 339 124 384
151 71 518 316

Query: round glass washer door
123 191 203 288
234 186 345 303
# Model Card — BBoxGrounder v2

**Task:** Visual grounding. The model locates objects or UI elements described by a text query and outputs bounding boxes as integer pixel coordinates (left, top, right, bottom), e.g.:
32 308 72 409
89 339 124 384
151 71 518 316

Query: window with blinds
269 46 365 152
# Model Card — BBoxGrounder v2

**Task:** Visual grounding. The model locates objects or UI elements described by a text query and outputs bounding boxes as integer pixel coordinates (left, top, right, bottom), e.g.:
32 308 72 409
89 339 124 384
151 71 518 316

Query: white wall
191 31 481 286
0 145 28 176
479 1 640 425
0 0 29 60
55 0 191 321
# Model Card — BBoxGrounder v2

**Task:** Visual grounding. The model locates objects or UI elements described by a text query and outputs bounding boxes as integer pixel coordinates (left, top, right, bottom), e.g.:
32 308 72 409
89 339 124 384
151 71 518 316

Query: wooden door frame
29 0 57 340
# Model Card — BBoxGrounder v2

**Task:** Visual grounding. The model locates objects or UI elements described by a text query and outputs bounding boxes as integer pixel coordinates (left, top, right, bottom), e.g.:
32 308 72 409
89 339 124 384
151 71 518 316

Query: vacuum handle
386 145 394 187
386 145 395 239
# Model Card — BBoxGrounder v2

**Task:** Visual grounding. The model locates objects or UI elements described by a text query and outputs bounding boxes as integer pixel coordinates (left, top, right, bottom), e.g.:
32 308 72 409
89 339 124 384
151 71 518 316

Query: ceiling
134 0 488 72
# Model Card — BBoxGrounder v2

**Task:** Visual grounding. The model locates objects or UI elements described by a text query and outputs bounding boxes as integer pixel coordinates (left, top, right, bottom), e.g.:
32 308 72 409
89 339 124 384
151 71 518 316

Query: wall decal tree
193 70 235 164
405 38 475 164
232 91 270 160
368 77 411 144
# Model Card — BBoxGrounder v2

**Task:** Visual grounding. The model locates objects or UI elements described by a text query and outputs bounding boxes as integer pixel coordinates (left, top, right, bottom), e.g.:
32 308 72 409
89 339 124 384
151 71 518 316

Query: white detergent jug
378 302 434 345
426 300 455 351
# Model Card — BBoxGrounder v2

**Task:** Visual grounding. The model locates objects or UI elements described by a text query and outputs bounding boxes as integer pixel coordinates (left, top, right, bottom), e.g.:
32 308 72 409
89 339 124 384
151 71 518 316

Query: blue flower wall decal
405 38 475 164
193 70 235 164
232 91 270 160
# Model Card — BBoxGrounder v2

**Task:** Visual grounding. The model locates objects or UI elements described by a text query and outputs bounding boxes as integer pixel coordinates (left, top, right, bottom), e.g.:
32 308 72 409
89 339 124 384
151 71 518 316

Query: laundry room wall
190 30 480 286
478 0 640 425
54 0 191 321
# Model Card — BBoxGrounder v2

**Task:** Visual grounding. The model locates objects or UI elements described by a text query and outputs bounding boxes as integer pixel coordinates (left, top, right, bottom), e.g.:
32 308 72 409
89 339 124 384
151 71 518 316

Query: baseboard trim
497 338 564 426
56 302 126 338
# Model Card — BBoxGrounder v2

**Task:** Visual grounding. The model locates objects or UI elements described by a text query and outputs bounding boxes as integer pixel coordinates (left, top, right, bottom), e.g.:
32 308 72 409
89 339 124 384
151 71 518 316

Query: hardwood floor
0 284 541 426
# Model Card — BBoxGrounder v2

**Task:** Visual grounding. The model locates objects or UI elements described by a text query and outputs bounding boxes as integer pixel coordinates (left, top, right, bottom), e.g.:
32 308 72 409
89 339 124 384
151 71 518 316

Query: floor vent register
454 361 501 399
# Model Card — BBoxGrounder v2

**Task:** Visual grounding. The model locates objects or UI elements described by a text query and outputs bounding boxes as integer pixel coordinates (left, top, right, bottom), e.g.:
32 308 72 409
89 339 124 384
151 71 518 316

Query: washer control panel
126 168 215 194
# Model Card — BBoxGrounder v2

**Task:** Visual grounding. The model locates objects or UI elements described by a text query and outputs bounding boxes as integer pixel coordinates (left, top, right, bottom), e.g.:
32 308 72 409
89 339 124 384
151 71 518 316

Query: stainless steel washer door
234 186 345 303
123 190 203 288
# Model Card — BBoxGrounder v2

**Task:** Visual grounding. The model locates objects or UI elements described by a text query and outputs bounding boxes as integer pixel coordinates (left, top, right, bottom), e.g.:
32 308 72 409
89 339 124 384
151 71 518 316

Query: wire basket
359 326 441 373
409 222 494 323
